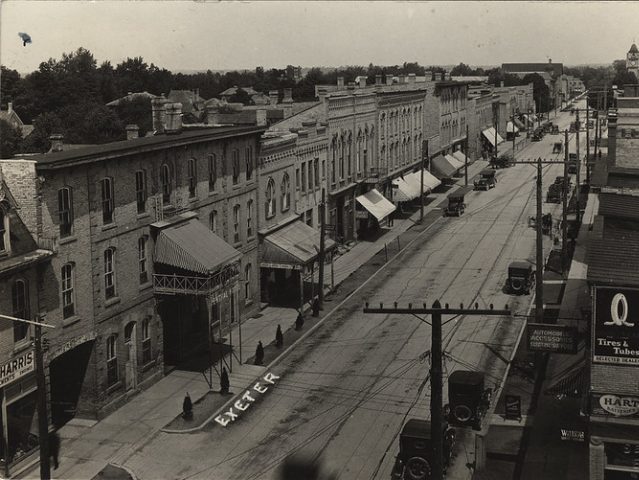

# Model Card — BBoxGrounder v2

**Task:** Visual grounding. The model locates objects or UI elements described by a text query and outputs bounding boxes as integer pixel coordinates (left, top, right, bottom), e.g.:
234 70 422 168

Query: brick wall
0 160 39 237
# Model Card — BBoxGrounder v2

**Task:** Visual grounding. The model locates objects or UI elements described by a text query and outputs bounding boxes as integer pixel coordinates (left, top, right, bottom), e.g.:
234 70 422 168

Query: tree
228 87 253 105
0 66 22 108
21 112 63 153
0 119 22 158
522 73 551 113
450 63 474 76
114 97 153 137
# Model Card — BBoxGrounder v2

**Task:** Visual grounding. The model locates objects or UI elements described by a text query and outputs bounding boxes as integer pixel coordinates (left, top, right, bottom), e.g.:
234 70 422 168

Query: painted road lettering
215 372 280 427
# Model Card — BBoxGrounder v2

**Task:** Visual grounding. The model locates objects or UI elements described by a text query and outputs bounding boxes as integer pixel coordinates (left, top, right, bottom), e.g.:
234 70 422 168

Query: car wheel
405 457 431 480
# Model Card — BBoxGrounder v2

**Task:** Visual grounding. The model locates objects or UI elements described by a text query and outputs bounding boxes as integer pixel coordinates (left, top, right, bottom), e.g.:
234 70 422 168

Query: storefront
354 188 396 239
0 349 39 476
481 127 506 157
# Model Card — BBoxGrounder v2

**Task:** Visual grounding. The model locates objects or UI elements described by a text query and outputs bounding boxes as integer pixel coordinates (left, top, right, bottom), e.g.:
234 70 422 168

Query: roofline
33 126 266 171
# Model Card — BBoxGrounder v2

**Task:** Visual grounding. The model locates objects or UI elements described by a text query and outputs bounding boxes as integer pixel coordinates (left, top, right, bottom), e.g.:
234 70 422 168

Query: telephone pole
465 125 469 186
420 140 429 222
362 302 511 480
535 157 543 324
563 130 569 274
318 188 326 307
575 110 581 224
586 106 591 185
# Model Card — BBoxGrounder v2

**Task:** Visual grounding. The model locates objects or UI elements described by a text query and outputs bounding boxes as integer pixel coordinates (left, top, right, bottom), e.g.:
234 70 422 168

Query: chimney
375 74 382 86
359 76 367 88
152 96 168 134
398 74 405 84
337 76 344 89
164 102 182 134
283 88 293 103
500 81 504 88
347 82 355 90
408 73 416 84
269 90 279 106
317 87 328 101
549 58 552 64
386 75 394 86
444 71 451 81
7 102 13 113
608 112 618 164
126 124 139 140
256 109 267 127
49 134 64 152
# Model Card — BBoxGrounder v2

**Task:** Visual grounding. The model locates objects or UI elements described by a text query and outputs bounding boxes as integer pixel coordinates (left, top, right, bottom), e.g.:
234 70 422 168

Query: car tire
405 457 431 480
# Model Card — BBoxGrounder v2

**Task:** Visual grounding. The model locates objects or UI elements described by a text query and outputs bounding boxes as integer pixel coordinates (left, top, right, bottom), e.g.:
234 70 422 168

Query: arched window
106 334 118 386
232 149 240 184
0 207 7 253
12 279 29 342
160 164 171 204
61 263 75 318
339 137 345 179
188 158 197 198
247 199 254 238
244 263 252 300
58 187 74 237
281 174 290 211
142 317 152 364
138 237 148 284
265 178 276 219
104 247 117 299
209 210 218 233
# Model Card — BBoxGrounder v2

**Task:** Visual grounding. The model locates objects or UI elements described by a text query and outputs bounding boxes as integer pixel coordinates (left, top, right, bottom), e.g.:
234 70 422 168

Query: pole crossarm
363 306 511 316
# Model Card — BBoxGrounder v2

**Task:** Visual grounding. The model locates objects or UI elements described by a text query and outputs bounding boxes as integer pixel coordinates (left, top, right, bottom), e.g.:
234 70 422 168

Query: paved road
121 104 588 480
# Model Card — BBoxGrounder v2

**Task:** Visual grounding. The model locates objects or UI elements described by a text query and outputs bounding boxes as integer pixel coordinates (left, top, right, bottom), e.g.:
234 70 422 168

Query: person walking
255 341 265 365
182 393 193 420
295 311 304 331
312 296 320 317
220 367 230 394
275 325 284 348
49 430 61 470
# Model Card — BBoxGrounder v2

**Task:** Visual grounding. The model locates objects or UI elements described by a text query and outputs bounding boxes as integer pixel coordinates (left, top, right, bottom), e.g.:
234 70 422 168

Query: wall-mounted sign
560 429 585 442
504 395 521 421
593 287 639 365
527 324 578 354
355 210 369 220
215 372 280 427
591 393 639 417
46 331 97 361
0 350 34 388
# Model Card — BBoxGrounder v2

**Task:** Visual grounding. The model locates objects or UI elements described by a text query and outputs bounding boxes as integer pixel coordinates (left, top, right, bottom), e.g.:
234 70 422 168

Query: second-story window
314 159 319 187
104 247 116 299
12 279 29 342
0 209 7 253
281 173 290 211
308 162 313 190
265 178 276 219
209 210 217 233
188 158 197 198
138 237 148 284
232 149 240 185
58 187 74 237
61 263 75 319
101 178 114 224
247 199 253 238
301 163 306 192
208 154 217 191
246 145 253 180
233 204 240 244
161 164 171 204
135 170 146 214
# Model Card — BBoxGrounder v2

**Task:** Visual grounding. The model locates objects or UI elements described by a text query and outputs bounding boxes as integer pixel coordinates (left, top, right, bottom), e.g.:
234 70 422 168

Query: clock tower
627 43 639 79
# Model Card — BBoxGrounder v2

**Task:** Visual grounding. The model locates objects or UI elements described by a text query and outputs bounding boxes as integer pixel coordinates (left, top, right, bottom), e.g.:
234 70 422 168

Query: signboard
591 393 639 417
593 287 639 365
355 210 369 220
0 350 35 388
46 331 97 361
527 324 578 354
504 395 521 421
560 428 585 442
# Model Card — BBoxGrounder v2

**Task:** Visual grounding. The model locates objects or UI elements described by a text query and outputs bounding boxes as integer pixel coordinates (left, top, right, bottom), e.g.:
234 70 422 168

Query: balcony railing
153 269 239 298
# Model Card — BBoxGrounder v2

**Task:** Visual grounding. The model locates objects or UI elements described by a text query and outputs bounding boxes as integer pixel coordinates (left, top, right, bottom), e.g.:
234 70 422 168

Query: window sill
106 381 123 395
62 315 81 328
137 212 151 220
59 235 77 246
208 190 218 197
13 340 32 355
104 296 121 308
101 223 117 232
188 196 197 203
142 360 156 373
233 241 242 249
139 282 153 292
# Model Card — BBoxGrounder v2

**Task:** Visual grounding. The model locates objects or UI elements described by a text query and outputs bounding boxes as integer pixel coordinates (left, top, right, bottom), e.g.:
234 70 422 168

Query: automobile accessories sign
527 324 578 354
594 287 639 365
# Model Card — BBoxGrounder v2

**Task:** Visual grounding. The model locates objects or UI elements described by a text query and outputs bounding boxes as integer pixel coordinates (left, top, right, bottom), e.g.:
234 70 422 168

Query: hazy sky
1 1 638 74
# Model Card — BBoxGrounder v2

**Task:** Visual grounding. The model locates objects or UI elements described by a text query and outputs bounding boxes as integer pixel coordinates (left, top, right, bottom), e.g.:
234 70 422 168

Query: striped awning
154 218 240 275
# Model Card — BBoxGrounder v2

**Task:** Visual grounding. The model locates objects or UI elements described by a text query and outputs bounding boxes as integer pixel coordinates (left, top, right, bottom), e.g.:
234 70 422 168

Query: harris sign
593 287 639 365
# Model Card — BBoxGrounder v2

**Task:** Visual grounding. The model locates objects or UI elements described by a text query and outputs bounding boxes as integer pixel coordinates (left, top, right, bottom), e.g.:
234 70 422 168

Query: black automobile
391 419 456 480
507 261 535 295
473 169 497 191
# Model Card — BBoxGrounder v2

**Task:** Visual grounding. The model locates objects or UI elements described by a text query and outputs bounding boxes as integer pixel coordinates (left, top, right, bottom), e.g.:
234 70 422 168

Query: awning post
299 268 304 314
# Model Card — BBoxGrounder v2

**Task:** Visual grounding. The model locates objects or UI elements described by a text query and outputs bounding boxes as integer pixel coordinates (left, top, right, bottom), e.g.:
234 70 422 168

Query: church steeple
627 42 639 79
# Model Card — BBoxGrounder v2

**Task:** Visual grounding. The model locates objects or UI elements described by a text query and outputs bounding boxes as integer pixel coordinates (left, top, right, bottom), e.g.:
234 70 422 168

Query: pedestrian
182 392 193 420
295 311 304 331
220 367 230 394
255 341 264 365
275 325 283 348
312 296 320 317
49 430 60 470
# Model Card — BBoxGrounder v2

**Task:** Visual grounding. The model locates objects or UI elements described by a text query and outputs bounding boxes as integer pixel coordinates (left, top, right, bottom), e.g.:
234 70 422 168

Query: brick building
1 118 265 424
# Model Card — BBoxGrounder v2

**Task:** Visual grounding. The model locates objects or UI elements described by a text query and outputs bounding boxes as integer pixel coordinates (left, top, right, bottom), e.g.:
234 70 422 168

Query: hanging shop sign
593 287 639 365
215 372 280 427
527 324 578 354
560 428 585 442
591 393 639 417
0 350 34 388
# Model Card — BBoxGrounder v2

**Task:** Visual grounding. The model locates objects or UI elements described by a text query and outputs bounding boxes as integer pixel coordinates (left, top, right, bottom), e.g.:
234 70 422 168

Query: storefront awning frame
355 188 396 222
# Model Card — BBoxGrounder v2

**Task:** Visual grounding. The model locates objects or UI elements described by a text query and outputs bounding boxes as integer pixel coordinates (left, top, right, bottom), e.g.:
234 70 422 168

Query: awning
431 154 458 179
445 154 465 170
392 177 420 202
262 220 336 269
506 121 519 133
544 349 587 397
451 150 468 166
406 169 442 192
155 218 241 275
482 127 506 147
355 189 396 222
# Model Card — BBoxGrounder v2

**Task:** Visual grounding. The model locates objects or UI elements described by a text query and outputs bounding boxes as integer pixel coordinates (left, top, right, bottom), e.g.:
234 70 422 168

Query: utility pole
318 188 326 307
494 108 499 162
464 125 469 186
420 140 428 222
362 302 511 480
586 106 591 185
575 110 581 224
34 317 51 480
535 157 544 324
511 115 516 155
563 130 569 274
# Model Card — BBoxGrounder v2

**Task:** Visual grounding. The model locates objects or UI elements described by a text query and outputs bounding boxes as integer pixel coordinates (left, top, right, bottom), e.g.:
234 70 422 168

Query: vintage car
444 187 472 217
474 169 497 191
531 128 544 141
391 419 456 480
551 124 560 134
446 371 492 430
552 142 563 154
507 261 535 295
490 154 512 169
546 183 561 203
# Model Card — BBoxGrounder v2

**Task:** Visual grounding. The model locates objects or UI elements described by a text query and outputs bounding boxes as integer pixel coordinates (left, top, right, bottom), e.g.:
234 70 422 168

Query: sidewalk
21 162 488 480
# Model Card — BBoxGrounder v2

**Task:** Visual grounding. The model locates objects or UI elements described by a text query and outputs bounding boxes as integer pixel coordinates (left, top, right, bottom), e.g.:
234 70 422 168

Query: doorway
124 322 137 391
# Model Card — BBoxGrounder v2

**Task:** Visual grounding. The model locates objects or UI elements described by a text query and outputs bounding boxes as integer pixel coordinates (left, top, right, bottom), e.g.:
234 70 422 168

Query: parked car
444 187 472 217
507 261 535 295
474 169 497 191
552 142 563 154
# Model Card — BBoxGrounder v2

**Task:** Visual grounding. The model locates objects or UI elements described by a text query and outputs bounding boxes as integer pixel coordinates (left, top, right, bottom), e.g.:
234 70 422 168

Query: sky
1 1 639 74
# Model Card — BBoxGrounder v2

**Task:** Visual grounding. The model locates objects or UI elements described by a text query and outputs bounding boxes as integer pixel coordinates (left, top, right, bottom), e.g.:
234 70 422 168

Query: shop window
160 163 171 204
104 247 117 299
244 263 252 301
142 317 152 364
5 390 38 465
232 149 240 184
247 200 253 238
58 187 74 237
61 263 75 318
12 279 29 342
106 334 118 386
233 204 240 244
138 237 148 284
208 154 217 191
0 208 8 253
265 178 276 219
281 174 291 211
188 158 197 198
246 145 253 181
100 177 114 224
135 170 146 214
